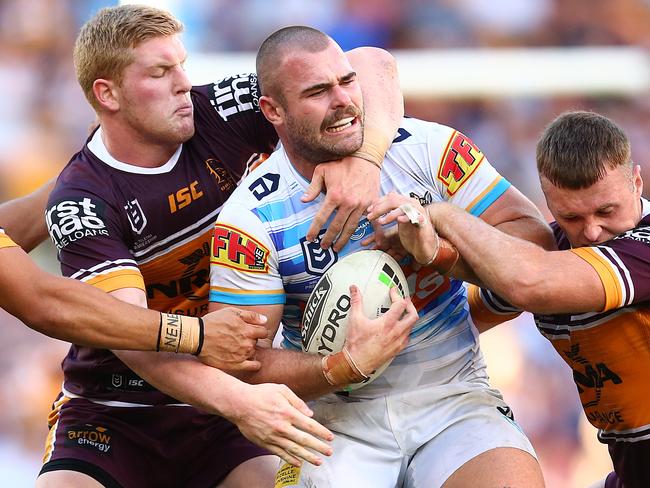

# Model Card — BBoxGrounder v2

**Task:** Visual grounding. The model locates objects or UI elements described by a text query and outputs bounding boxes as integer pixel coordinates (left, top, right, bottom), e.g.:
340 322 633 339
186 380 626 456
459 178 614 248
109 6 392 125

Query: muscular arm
306 47 404 250
112 288 334 466
0 247 158 349
427 202 605 314
448 186 556 286
207 302 336 400
0 178 54 252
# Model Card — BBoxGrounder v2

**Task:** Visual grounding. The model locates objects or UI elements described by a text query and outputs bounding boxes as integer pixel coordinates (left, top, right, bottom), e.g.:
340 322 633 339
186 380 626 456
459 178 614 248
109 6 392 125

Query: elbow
494 269 548 313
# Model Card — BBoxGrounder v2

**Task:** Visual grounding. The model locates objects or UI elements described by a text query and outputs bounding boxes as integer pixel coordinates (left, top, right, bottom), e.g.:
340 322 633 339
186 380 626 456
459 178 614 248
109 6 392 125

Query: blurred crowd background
2 0 650 486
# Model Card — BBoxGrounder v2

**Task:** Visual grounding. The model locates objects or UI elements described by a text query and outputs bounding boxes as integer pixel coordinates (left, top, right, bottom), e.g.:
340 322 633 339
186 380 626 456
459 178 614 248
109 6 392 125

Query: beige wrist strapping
321 346 369 387
157 313 204 355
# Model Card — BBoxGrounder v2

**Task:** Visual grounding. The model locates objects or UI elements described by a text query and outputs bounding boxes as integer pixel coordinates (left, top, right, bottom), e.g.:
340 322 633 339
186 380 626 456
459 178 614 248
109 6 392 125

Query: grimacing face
113 35 194 147
277 42 364 165
542 164 643 248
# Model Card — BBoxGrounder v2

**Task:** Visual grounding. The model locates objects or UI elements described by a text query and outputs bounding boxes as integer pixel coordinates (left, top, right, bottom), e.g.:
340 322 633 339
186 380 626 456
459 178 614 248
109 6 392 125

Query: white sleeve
209 202 285 305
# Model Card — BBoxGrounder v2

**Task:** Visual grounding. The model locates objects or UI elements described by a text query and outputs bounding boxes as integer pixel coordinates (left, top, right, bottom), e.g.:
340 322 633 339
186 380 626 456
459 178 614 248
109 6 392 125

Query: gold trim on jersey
464 176 502 214
209 285 285 295
571 247 623 312
0 231 18 249
84 269 145 293
42 395 71 463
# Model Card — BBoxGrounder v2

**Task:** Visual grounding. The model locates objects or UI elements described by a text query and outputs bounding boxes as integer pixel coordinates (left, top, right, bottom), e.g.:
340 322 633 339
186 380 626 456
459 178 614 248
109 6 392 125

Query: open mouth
326 116 357 133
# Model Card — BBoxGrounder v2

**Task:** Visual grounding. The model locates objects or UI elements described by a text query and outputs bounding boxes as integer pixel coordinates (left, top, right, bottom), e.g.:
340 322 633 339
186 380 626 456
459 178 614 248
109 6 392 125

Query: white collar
87 127 182 175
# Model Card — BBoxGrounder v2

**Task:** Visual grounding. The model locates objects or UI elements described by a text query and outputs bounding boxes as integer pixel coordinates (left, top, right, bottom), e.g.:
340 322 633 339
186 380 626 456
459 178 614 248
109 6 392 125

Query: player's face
279 42 364 164
542 164 643 247
115 35 194 146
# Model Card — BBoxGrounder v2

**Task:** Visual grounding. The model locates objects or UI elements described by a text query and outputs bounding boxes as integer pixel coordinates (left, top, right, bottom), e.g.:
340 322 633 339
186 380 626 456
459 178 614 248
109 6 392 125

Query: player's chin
324 132 362 156
175 119 195 142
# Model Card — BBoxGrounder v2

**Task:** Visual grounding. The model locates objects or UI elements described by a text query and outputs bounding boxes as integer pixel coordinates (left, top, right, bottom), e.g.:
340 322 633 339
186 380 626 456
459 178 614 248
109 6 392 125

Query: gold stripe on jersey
0 231 18 249
463 176 503 214
83 268 145 293
210 285 285 295
467 284 518 327
42 395 71 463
571 247 623 312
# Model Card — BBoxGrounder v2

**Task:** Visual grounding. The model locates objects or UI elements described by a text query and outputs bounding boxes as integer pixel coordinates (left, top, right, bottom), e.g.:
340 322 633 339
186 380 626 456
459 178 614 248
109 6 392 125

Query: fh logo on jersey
438 131 485 195
124 198 147 234
46 197 108 250
211 224 270 273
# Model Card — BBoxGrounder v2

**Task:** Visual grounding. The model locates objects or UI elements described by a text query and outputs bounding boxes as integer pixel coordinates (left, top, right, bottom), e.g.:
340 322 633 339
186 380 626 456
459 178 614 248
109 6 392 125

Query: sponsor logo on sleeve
437 131 485 195
300 230 338 276
210 73 260 121
46 197 109 250
211 224 270 273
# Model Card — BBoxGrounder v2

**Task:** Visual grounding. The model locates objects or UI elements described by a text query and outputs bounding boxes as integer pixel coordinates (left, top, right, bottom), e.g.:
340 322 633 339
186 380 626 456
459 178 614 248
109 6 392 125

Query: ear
633 164 643 196
259 95 284 126
92 79 120 112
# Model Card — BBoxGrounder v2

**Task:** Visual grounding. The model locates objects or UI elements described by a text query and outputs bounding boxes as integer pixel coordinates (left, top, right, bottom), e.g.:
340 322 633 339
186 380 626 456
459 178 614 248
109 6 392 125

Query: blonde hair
73 5 183 110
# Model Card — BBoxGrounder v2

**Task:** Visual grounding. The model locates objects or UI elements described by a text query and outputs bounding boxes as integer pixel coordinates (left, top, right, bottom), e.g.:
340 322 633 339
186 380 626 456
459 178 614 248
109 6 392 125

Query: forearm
448 214 556 286
347 47 403 164
428 203 602 313
234 347 342 401
115 351 251 416
34 275 159 350
0 178 54 252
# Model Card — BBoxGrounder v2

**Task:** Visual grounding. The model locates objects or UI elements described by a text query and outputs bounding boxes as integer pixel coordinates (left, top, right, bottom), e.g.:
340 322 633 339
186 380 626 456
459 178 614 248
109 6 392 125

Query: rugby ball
301 250 409 390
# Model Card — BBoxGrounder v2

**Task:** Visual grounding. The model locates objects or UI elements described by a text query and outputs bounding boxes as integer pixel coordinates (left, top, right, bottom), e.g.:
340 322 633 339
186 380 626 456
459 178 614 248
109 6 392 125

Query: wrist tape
157 313 205 355
352 127 389 169
321 346 369 387
424 234 460 275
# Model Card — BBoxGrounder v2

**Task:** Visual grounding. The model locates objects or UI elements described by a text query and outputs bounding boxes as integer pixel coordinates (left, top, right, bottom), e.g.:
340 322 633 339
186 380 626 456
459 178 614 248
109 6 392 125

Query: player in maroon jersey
37 4 403 488
0 225 273 369
369 111 650 488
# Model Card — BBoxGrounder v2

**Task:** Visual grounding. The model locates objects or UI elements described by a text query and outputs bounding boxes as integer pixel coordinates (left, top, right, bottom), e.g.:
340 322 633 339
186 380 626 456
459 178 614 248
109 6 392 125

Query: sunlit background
2 0 650 486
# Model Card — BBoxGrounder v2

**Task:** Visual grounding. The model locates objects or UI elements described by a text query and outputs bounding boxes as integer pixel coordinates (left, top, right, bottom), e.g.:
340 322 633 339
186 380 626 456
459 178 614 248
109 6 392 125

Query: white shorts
273 379 536 488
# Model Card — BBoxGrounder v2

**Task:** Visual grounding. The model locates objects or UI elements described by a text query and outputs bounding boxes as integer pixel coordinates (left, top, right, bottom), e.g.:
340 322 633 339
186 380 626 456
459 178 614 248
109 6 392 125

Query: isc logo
168 181 203 213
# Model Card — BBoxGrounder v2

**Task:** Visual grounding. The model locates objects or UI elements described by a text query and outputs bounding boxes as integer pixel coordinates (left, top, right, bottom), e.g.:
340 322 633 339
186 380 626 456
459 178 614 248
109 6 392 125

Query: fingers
332 206 364 252
367 192 414 221
306 197 336 243
231 359 262 372
237 309 268 325
347 284 364 322
301 167 325 204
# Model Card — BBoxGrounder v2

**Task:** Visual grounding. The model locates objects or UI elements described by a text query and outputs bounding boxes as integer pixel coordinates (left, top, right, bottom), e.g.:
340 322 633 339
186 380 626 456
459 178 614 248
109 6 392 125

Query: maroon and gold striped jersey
473 199 650 444
46 75 277 404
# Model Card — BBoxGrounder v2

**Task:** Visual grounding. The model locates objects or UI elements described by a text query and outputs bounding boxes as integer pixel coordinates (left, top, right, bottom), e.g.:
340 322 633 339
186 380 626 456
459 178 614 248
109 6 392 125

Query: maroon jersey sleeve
191 73 278 180
46 163 144 293
571 215 650 311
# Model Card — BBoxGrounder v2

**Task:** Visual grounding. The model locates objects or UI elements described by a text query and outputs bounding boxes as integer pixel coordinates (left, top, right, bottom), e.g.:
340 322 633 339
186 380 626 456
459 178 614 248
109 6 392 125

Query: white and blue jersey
210 117 511 397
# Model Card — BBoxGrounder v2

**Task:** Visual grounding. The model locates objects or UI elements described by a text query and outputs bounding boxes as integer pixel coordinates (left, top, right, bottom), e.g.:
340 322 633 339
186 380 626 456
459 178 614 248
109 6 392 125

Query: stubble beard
285 108 364 164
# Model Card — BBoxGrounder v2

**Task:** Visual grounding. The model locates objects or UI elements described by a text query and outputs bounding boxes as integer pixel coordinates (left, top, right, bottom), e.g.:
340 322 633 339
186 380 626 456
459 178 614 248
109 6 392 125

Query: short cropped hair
74 5 183 111
256 26 331 103
536 111 631 189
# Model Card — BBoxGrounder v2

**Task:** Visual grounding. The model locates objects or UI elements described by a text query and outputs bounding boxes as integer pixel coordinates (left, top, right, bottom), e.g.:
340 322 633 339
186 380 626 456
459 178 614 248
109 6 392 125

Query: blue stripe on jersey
209 290 286 305
468 178 511 216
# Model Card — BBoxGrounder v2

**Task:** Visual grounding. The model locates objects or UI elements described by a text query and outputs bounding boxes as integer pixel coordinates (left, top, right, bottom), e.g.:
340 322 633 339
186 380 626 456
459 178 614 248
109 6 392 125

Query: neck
283 144 317 181
100 119 179 168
